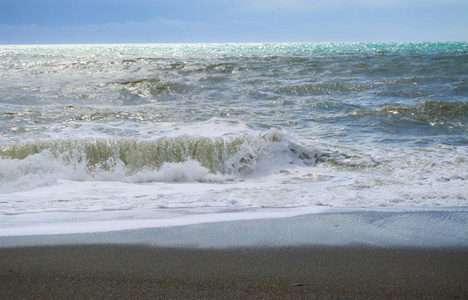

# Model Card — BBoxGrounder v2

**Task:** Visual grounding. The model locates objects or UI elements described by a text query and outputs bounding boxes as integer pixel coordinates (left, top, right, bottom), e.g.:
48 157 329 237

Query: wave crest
352 101 468 129
0 129 325 191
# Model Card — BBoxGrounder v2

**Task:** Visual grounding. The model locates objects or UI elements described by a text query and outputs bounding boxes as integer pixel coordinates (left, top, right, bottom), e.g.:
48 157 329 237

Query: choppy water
0 42 467 224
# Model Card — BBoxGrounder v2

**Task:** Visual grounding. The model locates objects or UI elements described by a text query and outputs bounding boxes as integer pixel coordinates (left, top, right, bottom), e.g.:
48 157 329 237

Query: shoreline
2 209 467 298
2 244 467 299
1 208 467 248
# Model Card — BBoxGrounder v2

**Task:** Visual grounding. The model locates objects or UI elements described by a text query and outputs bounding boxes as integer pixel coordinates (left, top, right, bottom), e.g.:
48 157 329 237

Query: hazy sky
1 0 467 44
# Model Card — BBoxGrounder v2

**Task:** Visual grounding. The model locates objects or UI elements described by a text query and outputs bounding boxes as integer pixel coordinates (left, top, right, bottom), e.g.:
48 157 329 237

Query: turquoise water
1 41 466 55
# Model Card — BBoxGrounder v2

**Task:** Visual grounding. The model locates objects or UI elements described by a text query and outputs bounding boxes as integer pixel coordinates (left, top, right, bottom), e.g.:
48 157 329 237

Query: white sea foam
1 120 467 210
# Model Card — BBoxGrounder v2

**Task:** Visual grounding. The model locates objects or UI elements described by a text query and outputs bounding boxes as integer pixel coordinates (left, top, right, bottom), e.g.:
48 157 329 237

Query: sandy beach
1 245 467 299
1 210 468 299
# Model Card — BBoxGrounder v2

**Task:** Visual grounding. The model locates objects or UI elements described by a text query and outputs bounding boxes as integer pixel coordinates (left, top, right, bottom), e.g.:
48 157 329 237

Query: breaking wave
0 129 325 192
110 78 189 98
351 101 468 130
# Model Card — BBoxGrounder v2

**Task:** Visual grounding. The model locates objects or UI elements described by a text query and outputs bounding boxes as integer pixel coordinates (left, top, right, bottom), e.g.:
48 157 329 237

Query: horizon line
1 40 467 47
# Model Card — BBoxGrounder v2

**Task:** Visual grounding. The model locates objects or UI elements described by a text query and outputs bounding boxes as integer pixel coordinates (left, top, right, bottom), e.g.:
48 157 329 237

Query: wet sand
2 210 467 298
1 245 467 299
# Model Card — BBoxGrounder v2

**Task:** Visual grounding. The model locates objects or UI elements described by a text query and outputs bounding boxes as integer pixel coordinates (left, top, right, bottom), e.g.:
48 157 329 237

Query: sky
0 0 467 44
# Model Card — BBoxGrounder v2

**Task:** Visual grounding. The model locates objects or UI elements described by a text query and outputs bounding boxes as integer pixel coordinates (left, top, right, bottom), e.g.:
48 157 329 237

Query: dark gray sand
1 245 467 299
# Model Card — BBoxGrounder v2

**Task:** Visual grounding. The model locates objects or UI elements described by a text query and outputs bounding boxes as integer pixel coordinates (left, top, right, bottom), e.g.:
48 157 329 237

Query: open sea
1 42 467 236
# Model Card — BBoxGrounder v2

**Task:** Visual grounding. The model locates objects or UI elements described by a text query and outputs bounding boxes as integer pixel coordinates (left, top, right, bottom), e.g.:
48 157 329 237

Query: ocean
0 42 467 236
